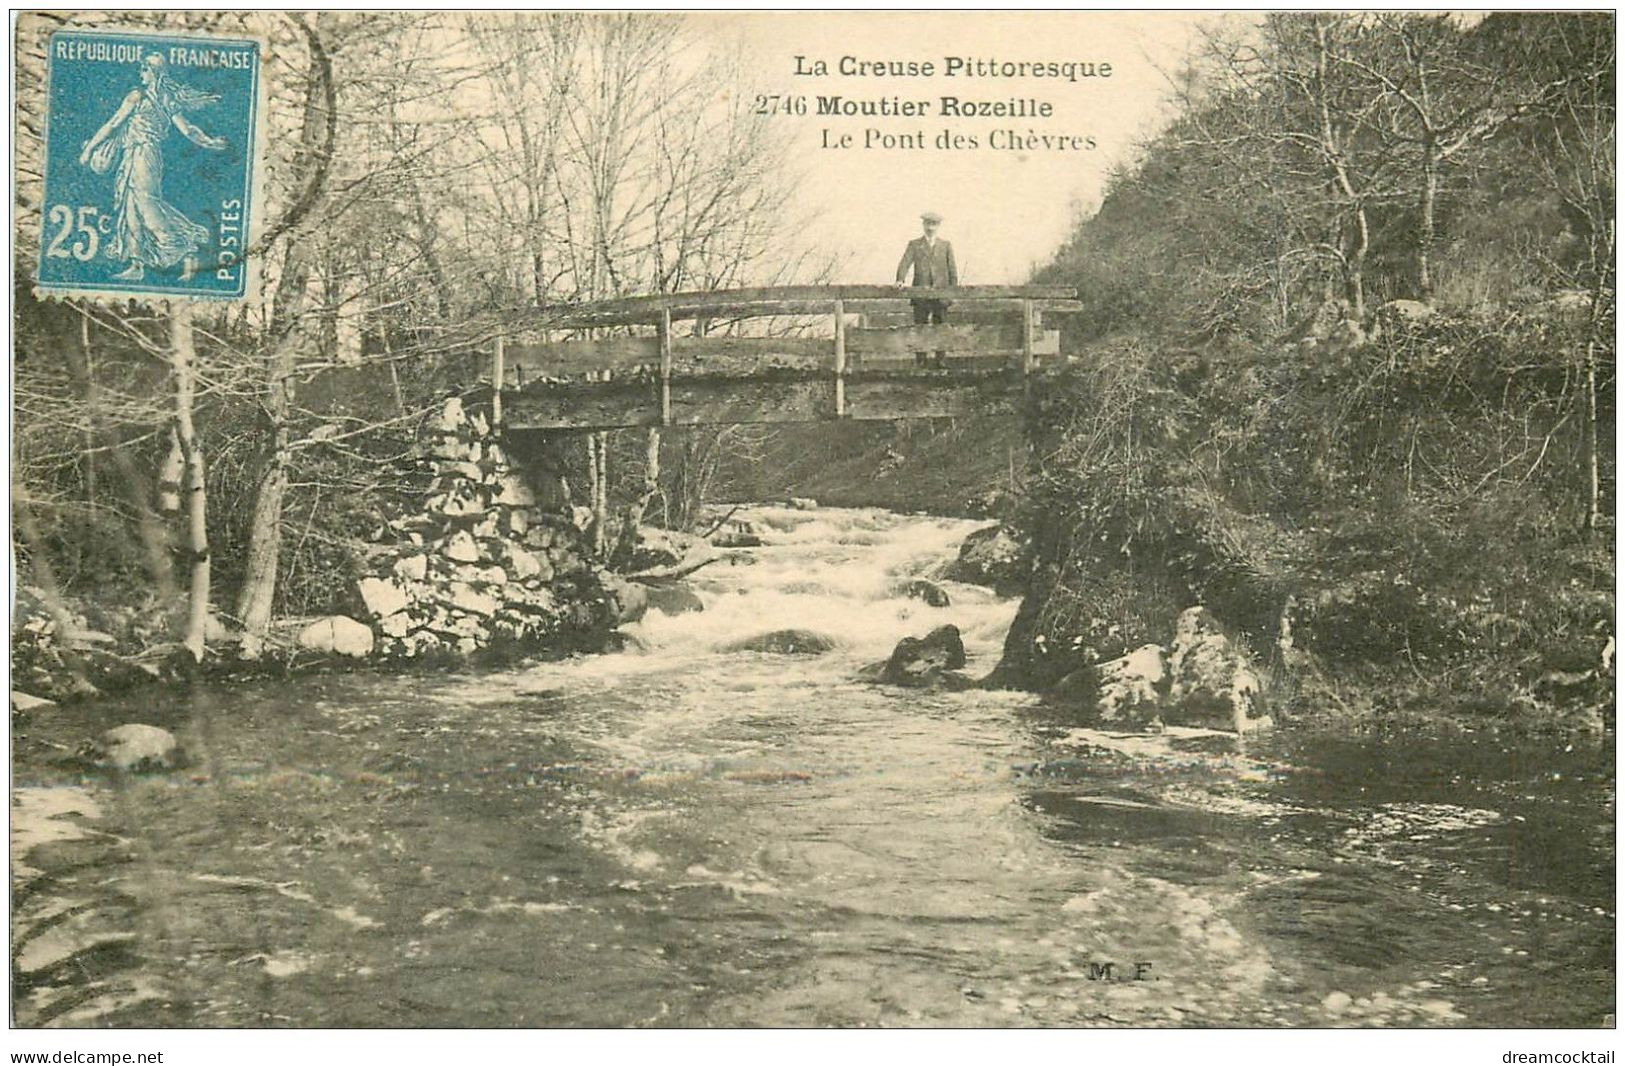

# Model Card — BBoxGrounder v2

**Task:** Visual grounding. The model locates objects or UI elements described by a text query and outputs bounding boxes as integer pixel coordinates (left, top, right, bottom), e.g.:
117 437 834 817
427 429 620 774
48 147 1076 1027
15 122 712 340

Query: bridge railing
488 283 1079 429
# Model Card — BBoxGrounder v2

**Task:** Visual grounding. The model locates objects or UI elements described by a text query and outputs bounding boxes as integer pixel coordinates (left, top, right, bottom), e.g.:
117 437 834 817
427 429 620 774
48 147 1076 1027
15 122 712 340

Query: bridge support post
833 298 846 417
1020 298 1035 376
491 333 505 431
1021 298 1039 466
1020 297 1038 410
658 309 673 425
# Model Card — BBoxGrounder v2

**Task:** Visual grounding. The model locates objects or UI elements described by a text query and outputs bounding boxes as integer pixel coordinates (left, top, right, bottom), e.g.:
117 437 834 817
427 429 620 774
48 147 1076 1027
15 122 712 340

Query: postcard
9 8 1615 1054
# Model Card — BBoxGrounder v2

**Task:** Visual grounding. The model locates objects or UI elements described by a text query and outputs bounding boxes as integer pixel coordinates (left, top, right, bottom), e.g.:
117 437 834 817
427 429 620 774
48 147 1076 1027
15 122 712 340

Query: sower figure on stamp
78 54 227 283
894 211 958 364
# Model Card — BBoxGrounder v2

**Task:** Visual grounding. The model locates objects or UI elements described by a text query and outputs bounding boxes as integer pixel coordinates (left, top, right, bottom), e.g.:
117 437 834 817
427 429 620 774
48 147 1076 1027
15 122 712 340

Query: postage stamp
35 28 264 302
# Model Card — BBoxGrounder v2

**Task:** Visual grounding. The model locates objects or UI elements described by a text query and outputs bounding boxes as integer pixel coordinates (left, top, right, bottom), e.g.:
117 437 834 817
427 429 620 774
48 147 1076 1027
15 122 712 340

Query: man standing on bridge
895 211 958 324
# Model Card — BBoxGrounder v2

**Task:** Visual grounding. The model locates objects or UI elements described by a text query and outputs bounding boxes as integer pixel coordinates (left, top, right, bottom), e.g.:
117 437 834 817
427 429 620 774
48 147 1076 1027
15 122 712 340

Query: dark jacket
895 237 958 288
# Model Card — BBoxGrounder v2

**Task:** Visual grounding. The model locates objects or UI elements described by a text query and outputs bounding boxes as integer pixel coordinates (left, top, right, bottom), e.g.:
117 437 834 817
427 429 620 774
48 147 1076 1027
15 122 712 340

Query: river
10 505 1615 1027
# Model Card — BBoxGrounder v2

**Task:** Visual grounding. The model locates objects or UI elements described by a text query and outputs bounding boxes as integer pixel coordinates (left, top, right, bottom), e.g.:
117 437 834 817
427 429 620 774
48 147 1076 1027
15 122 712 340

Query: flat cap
920 211 943 223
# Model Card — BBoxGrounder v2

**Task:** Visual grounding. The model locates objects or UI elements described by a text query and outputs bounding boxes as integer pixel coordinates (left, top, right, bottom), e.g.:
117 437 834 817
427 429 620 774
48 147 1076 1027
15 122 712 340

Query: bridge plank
857 305 1079 327
499 371 1026 430
846 372 1023 420
535 291 1081 329
847 325 1059 357
577 283 1074 314
503 328 1060 379
504 335 831 378
554 300 1083 328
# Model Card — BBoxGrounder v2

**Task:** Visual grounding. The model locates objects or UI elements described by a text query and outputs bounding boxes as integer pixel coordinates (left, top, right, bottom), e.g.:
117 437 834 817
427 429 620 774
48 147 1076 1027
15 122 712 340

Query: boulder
393 554 429 582
76 647 160 694
1167 607 1272 733
895 578 951 608
944 524 1030 596
645 585 705 616
441 530 480 563
431 396 465 433
875 624 968 687
357 577 410 619
507 545 543 580
605 630 650 654
11 690 56 713
788 497 819 510
1093 644 1170 726
298 616 375 658
1377 298 1435 326
626 528 707 571
471 565 509 586
601 575 649 626
494 474 535 507
448 585 499 617
95 724 179 771
722 629 839 655
379 612 413 639
439 612 485 638
711 519 764 549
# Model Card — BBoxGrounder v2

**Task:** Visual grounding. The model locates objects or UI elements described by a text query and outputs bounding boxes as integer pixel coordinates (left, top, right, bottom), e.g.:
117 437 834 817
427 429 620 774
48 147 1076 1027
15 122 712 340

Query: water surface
11 506 1614 1027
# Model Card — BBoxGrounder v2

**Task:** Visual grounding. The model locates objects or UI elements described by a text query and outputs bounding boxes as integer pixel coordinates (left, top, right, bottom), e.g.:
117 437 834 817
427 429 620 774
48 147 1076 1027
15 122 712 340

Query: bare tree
1534 19 1615 534
1194 14 1407 321
1333 14 1554 302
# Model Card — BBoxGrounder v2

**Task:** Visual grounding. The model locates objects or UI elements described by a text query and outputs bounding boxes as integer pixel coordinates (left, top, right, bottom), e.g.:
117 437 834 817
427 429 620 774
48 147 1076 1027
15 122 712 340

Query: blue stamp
37 29 262 301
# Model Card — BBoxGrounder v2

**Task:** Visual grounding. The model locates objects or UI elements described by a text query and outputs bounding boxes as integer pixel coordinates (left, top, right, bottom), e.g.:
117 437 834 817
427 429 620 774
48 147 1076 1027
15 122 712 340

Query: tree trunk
13 488 78 638
233 441 288 656
79 315 95 501
1584 337 1600 536
232 24 331 652
234 243 310 651
1346 204 1369 322
1417 140 1438 302
170 303 211 662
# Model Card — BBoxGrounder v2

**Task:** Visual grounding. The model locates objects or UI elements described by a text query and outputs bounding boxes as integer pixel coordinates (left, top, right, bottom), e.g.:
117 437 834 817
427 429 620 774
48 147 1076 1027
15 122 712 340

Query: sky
698 12 1220 285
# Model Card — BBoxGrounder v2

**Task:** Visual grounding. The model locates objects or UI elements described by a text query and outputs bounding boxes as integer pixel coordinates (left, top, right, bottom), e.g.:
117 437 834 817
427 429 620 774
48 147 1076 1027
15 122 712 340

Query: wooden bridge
480 284 1080 431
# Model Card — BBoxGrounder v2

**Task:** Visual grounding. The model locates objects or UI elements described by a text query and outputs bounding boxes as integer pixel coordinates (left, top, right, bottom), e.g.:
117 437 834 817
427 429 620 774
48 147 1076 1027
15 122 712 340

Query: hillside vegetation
992 12 1615 731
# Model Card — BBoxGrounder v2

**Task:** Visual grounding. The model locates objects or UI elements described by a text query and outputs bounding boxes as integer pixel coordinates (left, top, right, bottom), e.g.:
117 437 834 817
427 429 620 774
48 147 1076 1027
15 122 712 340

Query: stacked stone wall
356 397 614 659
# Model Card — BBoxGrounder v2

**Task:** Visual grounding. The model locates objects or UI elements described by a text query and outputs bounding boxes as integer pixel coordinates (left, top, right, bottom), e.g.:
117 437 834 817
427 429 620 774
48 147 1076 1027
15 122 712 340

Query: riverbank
13 496 1615 742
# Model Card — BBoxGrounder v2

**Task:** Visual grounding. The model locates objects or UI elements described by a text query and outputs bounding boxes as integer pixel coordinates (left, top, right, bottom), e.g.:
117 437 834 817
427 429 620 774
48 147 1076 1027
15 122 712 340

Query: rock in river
94 724 179 771
1051 644 1169 727
644 585 705 616
871 624 969 688
1167 607 1272 733
626 527 708 571
944 524 1030 596
895 578 951 607
722 630 838 655
601 575 649 626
